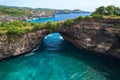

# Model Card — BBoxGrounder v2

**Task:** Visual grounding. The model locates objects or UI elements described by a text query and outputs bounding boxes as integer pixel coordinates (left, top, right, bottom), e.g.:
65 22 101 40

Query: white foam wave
48 34 53 37
59 36 63 39
24 52 34 57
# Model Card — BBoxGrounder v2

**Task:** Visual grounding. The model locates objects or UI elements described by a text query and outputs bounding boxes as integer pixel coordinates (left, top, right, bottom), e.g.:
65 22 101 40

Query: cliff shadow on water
0 33 120 80
33 33 120 80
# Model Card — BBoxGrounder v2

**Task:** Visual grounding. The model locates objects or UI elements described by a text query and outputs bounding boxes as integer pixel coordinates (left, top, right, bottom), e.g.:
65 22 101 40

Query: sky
0 0 120 11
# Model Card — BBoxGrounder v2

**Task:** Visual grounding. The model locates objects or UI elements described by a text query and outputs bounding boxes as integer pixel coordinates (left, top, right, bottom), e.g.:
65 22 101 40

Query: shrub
50 23 57 29
84 16 90 19
77 16 83 20
63 19 75 26
45 21 52 29
30 22 36 26
0 22 9 27
32 25 40 30
32 23 42 30
92 14 104 19
45 21 57 29
7 27 26 35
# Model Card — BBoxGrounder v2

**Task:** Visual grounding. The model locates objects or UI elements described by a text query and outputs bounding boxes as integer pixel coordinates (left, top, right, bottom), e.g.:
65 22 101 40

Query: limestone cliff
58 19 120 58
0 29 48 60
0 18 120 60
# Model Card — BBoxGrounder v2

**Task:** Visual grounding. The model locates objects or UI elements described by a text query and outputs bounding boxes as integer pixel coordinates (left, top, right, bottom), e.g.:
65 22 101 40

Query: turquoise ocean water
28 13 91 22
0 13 120 80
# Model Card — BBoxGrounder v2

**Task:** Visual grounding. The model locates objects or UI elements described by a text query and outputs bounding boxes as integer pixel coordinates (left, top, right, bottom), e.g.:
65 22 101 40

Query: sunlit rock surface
0 18 120 59
0 29 48 59
58 19 120 58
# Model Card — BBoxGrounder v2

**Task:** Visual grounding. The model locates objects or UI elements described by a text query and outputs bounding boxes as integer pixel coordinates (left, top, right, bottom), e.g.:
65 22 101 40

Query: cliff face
0 29 48 60
58 19 120 58
0 19 120 60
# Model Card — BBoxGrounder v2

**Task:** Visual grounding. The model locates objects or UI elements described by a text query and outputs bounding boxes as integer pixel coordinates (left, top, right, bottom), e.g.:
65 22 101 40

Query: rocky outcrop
31 10 55 18
0 11 55 22
0 15 32 22
58 19 120 58
0 18 120 60
0 29 48 60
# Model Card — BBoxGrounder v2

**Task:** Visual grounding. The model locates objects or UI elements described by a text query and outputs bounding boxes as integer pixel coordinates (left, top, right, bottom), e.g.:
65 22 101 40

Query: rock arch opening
41 32 64 51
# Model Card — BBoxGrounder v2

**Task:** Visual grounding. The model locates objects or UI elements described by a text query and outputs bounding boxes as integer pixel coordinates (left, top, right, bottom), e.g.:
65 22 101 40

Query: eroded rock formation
58 19 120 58
0 29 48 59
0 18 120 60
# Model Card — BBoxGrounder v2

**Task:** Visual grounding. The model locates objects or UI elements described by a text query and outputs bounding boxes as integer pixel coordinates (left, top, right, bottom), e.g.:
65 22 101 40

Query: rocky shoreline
0 10 55 22
0 29 49 60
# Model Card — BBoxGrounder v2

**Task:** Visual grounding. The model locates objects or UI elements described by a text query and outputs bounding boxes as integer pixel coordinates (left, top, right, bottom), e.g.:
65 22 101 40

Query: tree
96 6 106 15
106 5 115 15
114 7 120 16
92 6 106 16
91 5 120 16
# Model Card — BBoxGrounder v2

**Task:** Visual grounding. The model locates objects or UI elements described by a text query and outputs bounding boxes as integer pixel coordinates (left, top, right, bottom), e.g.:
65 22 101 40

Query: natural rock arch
0 18 120 60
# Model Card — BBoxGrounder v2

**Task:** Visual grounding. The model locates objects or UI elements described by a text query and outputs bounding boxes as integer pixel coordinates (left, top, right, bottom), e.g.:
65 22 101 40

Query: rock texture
0 29 48 60
0 18 120 60
58 19 120 58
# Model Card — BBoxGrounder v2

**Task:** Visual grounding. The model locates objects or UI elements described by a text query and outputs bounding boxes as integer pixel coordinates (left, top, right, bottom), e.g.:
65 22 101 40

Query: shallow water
0 13 120 80
0 33 120 80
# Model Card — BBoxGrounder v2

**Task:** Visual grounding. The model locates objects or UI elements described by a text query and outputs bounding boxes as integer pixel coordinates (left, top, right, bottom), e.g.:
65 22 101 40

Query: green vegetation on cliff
0 6 32 16
0 20 58 35
75 5 120 20
91 5 120 17
0 5 120 36
63 19 75 26
0 5 88 17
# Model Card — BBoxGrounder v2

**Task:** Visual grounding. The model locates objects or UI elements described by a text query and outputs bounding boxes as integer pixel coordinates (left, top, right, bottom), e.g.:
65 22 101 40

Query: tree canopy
91 5 120 16
0 6 32 16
